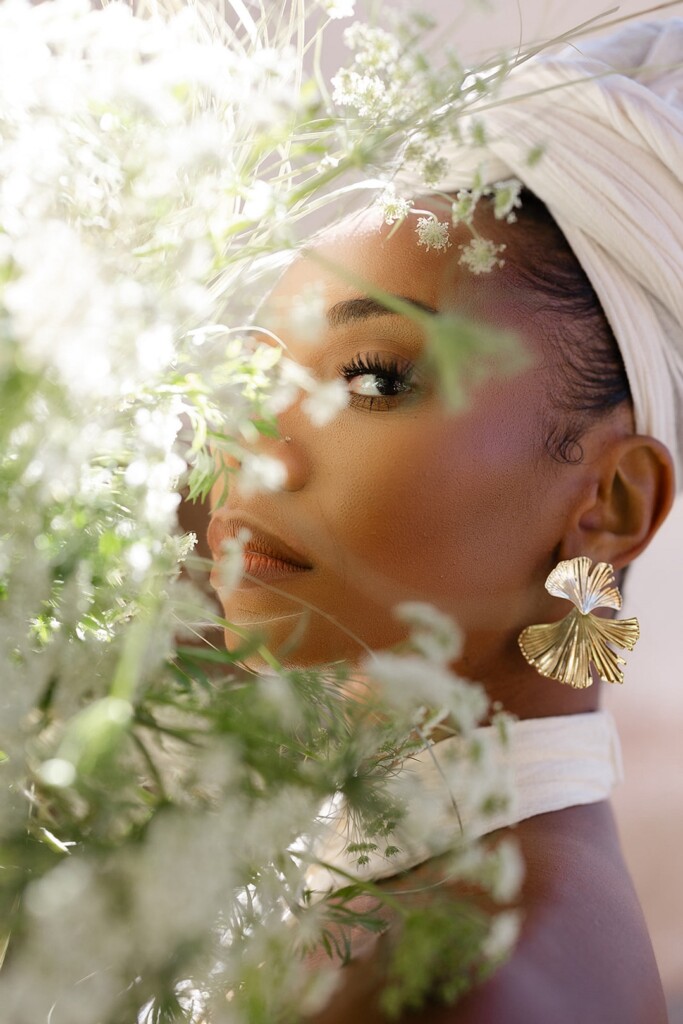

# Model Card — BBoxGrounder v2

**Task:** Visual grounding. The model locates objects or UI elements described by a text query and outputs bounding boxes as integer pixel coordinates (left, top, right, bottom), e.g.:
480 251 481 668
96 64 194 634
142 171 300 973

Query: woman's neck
454 634 601 722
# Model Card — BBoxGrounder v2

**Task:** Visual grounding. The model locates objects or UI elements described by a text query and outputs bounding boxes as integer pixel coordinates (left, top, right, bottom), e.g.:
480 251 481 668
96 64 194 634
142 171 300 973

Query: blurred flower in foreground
0 0 542 1020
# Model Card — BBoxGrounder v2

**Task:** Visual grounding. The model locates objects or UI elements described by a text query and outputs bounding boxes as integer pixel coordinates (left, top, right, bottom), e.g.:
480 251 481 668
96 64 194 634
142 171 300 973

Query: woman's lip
241 550 312 581
239 530 312 569
208 515 313 572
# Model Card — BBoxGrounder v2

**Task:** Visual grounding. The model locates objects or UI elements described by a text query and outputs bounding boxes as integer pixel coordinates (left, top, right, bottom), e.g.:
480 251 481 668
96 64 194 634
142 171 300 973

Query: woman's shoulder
426 801 667 1024
306 801 667 1024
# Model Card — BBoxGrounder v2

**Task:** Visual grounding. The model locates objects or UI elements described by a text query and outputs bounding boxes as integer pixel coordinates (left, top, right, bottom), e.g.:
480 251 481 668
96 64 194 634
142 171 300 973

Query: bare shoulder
306 801 667 1024
413 802 667 1024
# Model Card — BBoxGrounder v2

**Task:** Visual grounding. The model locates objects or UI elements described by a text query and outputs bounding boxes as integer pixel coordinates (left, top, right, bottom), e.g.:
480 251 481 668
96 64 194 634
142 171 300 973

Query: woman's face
208 204 588 677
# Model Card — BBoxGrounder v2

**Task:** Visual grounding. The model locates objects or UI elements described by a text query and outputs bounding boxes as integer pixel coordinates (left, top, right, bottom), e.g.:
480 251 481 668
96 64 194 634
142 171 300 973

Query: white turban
415 19 683 487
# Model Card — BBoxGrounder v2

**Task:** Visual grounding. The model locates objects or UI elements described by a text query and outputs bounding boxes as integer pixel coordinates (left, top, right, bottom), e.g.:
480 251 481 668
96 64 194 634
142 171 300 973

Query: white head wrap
415 19 683 487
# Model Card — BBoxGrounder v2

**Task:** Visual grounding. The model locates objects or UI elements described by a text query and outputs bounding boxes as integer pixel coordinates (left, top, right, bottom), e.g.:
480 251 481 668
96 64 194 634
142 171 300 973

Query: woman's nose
272 431 309 492
242 410 310 493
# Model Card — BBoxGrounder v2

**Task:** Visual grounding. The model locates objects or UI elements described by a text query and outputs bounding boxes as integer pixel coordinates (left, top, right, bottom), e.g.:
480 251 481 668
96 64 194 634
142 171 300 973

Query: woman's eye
346 373 411 398
337 353 419 411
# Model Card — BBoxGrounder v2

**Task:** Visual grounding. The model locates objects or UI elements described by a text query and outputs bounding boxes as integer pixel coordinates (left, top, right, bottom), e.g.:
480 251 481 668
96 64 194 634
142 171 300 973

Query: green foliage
424 312 530 410
0 0 533 1019
382 902 491 1018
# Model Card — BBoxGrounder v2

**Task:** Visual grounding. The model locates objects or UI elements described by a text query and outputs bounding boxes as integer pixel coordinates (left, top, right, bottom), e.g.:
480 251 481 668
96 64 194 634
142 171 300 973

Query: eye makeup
336 350 423 411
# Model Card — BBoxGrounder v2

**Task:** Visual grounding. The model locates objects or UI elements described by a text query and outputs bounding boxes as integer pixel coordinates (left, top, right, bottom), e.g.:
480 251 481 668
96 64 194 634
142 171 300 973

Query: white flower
134 406 183 453
124 459 149 487
287 282 327 346
482 911 521 961
243 180 275 220
376 185 412 225
362 652 488 733
126 542 152 576
5 222 114 395
385 770 456 856
215 528 252 595
38 758 77 789
451 189 479 227
317 153 340 172
238 452 287 495
420 154 449 187
302 379 348 426
343 24 400 70
331 68 385 117
363 653 453 719
458 237 506 274
489 838 525 903
319 0 356 18
394 601 462 665
279 356 316 391
415 216 451 252
492 178 522 222
275 357 348 426
136 324 174 374
0 0 524 1012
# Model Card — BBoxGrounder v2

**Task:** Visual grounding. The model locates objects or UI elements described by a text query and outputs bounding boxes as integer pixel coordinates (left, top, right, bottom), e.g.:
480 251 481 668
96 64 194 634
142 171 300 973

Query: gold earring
518 556 640 689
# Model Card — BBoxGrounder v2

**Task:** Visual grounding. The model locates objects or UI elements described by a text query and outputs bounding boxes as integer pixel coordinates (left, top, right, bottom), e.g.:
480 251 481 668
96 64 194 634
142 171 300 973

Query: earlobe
564 435 675 569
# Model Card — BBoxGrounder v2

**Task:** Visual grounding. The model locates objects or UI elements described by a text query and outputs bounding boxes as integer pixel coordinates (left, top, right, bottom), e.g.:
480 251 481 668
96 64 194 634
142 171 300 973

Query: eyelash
336 352 419 411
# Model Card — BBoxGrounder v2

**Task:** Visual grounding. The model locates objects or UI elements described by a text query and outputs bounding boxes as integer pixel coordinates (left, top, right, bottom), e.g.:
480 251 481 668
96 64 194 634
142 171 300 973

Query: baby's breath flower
458 237 506 274
331 68 386 117
394 601 462 665
286 283 327 346
362 652 488 734
276 357 348 425
402 135 428 167
127 541 153 577
215 528 252 595
317 153 340 172
377 185 412 225
416 216 452 252
343 23 400 70
0 1 522 1016
469 118 488 146
482 911 521 961
492 178 522 222
451 189 479 227
420 154 449 187
489 838 525 903
242 179 275 220
302 378 349 426
238 452 287 495
319 0 356 18
279 357 316 391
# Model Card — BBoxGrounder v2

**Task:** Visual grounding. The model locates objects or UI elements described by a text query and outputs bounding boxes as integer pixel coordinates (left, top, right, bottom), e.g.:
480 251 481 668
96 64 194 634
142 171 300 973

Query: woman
208 18 682 1022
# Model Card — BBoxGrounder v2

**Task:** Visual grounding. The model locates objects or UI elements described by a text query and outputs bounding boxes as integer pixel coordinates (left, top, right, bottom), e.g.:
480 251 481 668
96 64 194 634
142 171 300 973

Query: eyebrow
327 296 438 326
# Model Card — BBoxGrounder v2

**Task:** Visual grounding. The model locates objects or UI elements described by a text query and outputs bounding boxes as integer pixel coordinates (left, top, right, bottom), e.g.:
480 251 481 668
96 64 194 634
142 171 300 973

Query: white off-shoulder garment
306 710 622 892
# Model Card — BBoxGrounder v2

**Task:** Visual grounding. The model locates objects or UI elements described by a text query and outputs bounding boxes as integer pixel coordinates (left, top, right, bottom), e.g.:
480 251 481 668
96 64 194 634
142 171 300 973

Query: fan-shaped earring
518 556 640 689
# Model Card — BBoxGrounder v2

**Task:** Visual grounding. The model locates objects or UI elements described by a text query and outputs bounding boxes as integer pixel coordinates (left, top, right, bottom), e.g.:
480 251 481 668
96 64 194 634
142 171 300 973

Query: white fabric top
306 710 622 892
402 19 683 487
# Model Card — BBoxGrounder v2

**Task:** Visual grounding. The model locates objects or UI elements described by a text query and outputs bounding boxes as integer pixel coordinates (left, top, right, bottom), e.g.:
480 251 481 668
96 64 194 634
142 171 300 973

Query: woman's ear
561 434 675 569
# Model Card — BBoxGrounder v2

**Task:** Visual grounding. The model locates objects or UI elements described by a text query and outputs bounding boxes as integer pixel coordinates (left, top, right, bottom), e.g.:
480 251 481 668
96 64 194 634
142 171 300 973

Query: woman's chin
220 615 364 673
217 584 418 671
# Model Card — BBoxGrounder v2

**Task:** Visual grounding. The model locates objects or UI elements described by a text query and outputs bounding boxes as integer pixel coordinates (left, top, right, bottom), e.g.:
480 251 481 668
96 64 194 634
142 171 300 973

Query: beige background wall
328 0 683 1010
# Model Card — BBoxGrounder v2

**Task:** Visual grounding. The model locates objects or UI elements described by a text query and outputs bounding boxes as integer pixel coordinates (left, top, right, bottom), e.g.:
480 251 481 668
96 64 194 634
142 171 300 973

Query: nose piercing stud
282 435 292 444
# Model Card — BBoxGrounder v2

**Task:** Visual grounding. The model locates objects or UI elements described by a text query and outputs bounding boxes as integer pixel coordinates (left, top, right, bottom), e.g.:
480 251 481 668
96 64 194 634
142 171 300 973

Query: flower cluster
416 215 452 252
459 237 507 274
0 2 529 1022
377 184 414 225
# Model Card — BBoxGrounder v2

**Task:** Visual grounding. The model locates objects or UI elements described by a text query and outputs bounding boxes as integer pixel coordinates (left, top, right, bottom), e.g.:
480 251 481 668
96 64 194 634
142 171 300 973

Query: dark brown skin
305 804 668 1024
208 200 675 1020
